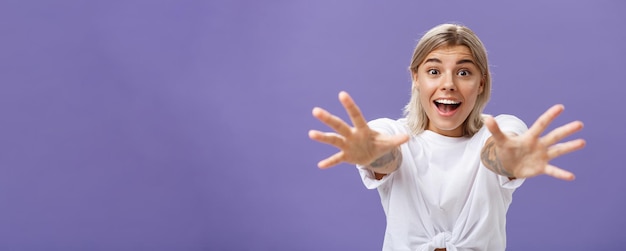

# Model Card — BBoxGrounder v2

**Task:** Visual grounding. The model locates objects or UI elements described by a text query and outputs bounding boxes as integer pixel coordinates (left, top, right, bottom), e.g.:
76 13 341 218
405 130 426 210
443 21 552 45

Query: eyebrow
423 58 476 65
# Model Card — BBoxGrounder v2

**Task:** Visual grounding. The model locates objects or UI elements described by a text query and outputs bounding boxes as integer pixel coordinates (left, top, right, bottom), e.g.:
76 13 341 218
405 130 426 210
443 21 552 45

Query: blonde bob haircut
403 23 491 137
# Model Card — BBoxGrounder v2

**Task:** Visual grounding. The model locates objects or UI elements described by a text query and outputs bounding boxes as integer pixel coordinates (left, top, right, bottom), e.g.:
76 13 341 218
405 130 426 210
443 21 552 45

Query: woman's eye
427 69 439 75
458 70 470 76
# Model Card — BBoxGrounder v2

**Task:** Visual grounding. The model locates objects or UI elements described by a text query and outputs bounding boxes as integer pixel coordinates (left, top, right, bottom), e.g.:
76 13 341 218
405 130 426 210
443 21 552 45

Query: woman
308 24 586 250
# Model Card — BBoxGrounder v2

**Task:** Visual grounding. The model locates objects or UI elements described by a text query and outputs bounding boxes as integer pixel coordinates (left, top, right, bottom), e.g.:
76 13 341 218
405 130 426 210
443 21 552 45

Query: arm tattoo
481 140 514 178
370 147 401 169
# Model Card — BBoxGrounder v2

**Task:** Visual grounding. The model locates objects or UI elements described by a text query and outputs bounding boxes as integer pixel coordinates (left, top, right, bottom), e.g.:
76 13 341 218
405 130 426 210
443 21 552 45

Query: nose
440 72 456 91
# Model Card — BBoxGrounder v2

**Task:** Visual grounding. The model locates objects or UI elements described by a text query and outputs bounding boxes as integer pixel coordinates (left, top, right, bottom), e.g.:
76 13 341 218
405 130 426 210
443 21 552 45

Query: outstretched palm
309 91 409 169
483 105 586 181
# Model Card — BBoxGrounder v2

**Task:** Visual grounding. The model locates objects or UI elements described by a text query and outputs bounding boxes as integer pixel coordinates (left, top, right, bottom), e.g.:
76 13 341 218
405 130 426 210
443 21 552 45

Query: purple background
0 0 624 250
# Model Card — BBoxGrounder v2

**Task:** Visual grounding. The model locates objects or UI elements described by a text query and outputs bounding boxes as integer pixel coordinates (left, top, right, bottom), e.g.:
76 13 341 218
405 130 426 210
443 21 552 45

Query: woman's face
414 45 484 137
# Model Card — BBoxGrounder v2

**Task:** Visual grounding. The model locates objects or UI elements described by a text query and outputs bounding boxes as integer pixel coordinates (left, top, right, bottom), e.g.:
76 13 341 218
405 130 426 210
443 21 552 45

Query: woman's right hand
308 91 410 169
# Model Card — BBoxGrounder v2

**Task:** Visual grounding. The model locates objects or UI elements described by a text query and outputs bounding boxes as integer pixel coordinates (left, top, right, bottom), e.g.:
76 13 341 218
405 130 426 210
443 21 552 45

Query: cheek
416 78 437 92
464 80 483 96
416 81 431 95
418 89 434 109
463 87 482 106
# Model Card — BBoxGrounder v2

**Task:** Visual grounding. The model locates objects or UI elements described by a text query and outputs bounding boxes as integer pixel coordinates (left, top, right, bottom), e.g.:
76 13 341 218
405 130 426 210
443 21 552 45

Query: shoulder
493 114 528 135
493 114 524 124
367 118 410 135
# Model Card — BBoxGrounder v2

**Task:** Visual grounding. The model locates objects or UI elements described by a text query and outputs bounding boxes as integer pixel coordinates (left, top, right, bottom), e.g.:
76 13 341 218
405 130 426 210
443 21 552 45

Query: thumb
545 164 576 181
388 134 410 147
483 115 507 143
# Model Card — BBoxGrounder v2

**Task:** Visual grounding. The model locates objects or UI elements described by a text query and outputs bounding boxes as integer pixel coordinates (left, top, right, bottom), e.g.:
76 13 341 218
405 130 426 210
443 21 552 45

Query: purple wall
0 0 624 250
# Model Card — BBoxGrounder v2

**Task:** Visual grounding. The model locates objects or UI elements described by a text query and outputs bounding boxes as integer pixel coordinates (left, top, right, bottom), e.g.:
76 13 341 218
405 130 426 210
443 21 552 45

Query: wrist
366 147 402 174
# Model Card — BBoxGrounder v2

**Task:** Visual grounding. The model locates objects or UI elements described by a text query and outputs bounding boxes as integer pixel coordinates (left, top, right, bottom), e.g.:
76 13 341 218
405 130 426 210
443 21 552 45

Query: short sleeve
356 166 395 189
499 175 525 189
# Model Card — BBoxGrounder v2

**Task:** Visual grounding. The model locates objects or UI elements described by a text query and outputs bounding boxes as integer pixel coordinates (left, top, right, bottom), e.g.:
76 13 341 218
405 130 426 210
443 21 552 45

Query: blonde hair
403 23 492 136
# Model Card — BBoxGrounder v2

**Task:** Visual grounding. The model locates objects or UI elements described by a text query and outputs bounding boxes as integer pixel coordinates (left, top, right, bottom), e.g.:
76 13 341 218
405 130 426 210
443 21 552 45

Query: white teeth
435 99 461 105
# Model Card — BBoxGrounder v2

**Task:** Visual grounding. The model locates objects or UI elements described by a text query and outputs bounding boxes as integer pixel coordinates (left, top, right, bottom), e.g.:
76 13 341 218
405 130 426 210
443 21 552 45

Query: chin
432 120 463 131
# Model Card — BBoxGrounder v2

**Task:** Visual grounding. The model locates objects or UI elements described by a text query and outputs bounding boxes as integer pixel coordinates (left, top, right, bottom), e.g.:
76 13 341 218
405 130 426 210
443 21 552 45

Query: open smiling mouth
434 99 461 114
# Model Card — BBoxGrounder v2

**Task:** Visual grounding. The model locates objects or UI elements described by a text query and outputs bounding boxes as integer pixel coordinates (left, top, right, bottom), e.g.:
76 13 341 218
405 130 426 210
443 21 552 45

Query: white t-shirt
357 115 528 251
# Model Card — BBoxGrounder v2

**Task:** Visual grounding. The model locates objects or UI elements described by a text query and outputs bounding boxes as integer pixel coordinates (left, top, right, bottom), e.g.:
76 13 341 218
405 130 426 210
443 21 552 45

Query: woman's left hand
482 105 586 181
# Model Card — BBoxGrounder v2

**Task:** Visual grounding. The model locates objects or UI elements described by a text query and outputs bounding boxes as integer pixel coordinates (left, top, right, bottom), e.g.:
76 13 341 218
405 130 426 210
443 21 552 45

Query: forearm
480 138 515 179
365 147 402 180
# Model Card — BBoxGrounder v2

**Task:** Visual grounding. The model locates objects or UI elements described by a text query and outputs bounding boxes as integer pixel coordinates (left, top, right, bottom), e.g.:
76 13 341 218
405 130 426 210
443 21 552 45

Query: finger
318 151 345 169
547 139 586 159
308 130 346 148
385 134 410 148
541 120 584 146
312 107 353 136
482 115 508 143
338 91 369 129
528 104 564 138
544 164 575 181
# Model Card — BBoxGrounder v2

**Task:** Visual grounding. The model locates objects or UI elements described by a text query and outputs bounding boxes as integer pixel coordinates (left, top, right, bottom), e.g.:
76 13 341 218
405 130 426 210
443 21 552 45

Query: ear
478 75 485 94
412 72 419 88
